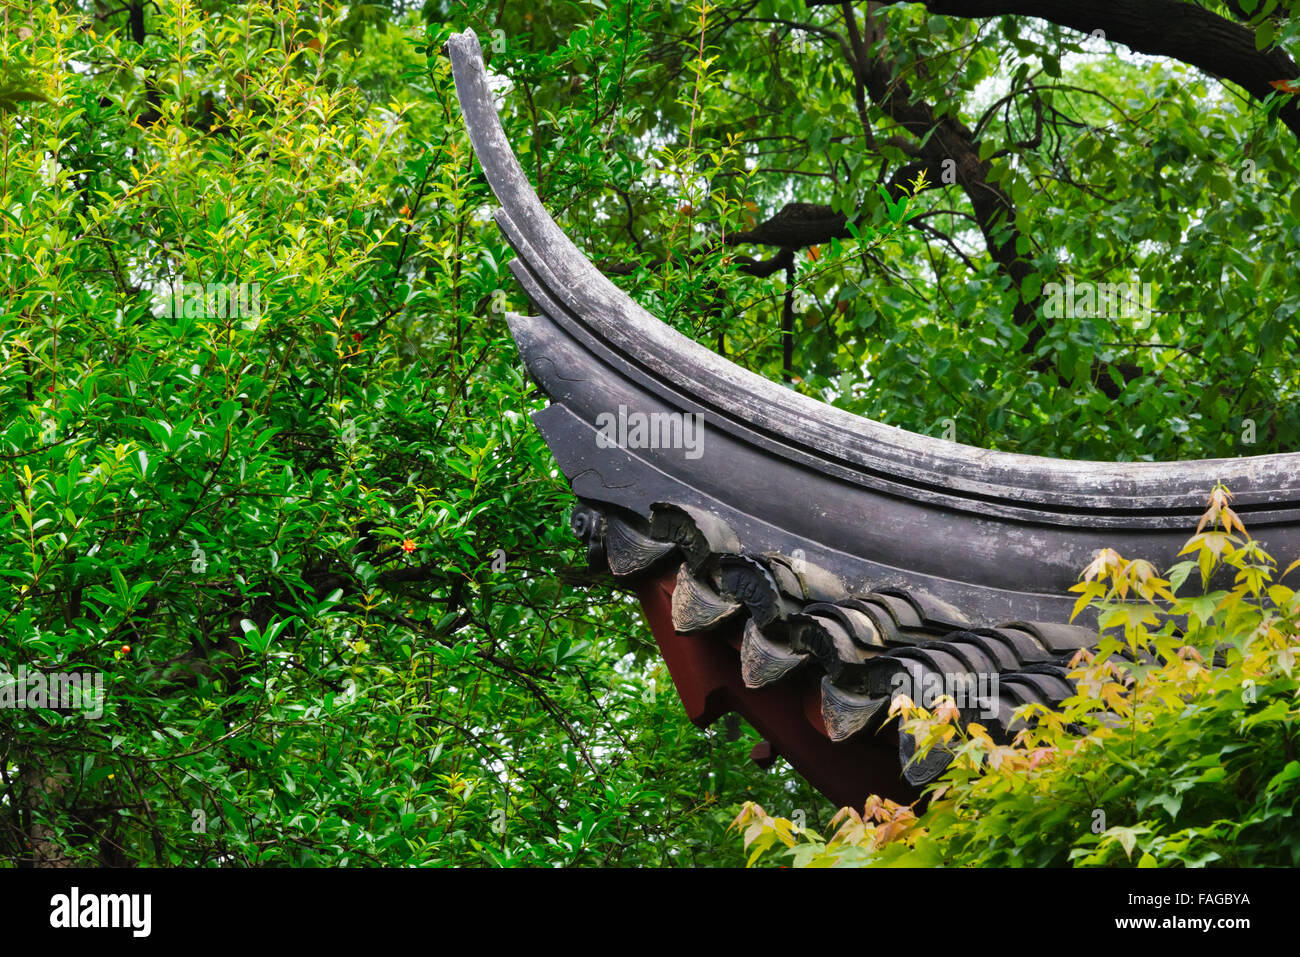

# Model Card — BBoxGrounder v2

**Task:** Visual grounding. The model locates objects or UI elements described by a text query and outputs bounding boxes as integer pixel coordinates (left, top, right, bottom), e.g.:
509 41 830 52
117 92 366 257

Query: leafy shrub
736 485 1300 867
0 0 819 867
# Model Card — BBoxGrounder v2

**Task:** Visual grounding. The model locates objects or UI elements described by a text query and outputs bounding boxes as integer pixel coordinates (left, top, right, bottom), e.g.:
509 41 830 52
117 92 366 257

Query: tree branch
810 0 1300 137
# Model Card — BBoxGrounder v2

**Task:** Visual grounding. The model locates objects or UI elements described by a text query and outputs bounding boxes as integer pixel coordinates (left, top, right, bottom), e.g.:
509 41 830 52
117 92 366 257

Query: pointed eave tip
443 28 481 60
504 311 538 340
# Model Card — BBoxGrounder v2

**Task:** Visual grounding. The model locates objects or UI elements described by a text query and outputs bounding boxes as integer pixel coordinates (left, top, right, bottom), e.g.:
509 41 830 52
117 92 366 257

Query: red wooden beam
635 570 918 809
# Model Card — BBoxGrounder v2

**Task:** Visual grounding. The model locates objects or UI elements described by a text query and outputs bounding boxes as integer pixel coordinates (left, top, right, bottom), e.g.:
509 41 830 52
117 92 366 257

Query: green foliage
737 486 1300 867
519 0 1300 460
6 0 1300 866
0 0 823 867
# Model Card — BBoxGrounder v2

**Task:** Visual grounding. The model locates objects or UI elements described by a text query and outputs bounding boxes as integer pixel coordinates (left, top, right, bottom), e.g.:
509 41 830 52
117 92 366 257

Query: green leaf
1266 760 1300 794
111 567 130 604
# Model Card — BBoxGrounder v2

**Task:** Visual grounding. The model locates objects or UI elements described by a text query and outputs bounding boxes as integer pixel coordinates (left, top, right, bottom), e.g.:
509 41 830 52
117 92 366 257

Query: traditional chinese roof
572 500 1096 795
446 29 1300 805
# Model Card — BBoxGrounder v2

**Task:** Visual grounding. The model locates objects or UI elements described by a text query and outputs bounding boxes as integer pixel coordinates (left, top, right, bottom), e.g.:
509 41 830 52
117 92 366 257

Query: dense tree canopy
2 0 1299 866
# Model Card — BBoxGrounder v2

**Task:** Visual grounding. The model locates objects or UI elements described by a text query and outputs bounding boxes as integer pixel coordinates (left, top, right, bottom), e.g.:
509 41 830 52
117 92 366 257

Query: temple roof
446 28 1300 803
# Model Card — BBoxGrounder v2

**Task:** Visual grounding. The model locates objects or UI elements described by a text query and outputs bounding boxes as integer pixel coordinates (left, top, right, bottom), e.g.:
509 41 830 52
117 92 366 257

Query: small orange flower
120 645 131 654
401 539 416 553
400 204 412 218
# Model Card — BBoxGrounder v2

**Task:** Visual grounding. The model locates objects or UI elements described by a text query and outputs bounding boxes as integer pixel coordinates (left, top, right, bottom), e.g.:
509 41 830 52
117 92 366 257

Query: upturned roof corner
446 28 1300 805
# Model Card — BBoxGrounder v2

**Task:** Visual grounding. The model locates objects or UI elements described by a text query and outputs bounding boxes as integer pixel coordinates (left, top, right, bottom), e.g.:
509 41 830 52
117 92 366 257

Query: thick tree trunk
19 758 73 868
